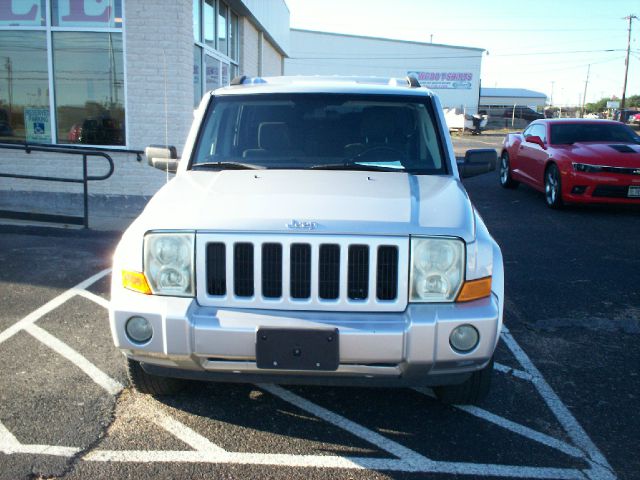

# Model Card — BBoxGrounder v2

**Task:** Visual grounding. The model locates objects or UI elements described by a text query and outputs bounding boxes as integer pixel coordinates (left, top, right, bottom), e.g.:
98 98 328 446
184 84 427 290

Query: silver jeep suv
109 75 503 405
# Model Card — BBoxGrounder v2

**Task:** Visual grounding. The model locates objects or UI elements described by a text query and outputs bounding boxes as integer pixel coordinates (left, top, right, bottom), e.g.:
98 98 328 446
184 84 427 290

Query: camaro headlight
144 232 195 296
410 237 464 302
572 162 603 173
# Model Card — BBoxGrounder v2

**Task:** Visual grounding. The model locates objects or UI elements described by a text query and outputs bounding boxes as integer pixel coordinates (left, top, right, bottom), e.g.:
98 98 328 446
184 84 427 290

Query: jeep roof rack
229 75 425 89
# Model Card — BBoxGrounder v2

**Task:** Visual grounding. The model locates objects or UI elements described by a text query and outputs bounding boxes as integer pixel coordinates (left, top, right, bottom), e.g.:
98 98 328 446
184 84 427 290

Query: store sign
0 0 117 27
0 0 44 26
55 0 116 27
606 101 620 109
408 71 473 90
24 108 51 144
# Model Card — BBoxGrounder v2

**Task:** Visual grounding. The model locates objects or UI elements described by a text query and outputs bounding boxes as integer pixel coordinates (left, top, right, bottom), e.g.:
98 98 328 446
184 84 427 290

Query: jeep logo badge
286 219 318 230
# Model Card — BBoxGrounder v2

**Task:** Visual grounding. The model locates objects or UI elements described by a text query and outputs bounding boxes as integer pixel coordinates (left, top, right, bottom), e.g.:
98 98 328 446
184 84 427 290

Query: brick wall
240 18 260 77
262 38 283 76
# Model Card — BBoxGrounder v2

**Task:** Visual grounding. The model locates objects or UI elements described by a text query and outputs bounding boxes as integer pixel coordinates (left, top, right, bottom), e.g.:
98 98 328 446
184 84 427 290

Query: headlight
144 232 195 296
572 162 603 173
410 237 464 302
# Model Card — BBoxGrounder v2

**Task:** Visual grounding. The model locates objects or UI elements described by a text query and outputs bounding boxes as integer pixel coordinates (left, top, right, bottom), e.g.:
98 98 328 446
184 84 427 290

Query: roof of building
291 28 485 52
481 88 547 99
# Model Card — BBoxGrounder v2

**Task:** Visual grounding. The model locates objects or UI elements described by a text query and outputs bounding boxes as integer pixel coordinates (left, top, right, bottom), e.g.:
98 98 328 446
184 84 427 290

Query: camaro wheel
434 357 494 405
499 152 518 189
126 357 185 395
544 164 563 209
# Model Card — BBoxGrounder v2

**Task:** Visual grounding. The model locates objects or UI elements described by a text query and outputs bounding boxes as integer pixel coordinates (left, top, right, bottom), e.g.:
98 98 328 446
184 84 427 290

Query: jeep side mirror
145 145 179 174
458 149 497 178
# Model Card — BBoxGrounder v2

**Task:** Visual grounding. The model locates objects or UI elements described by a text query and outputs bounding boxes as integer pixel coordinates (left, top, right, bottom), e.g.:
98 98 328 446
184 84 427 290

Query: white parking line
0 268 111 346
494 361 534 381
259 383 430 467
152 407 226 454
0 270 615 479
500 327 615 479
24 323 123 396
76 289 111 310
0 420 80 457
412 387 584 459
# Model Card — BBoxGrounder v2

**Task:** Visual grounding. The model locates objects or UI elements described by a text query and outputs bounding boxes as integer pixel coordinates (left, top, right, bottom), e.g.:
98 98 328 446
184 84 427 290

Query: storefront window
53 32 124 145
229 11 238 61
205 55 220 92
203 0 215 49
194 46 202 107
0 0 125 146
192 0 201 42
217 1 227 55
221 63 228 87
0 31 50 143
193 0 237 105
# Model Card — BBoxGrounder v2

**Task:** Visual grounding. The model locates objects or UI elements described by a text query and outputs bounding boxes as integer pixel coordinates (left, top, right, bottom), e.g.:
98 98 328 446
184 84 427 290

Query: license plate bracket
629 185 640 198
256 328 339 371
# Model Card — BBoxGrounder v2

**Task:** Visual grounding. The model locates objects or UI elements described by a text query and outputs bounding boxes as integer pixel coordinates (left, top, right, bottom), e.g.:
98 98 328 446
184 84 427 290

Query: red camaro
500 119 640 208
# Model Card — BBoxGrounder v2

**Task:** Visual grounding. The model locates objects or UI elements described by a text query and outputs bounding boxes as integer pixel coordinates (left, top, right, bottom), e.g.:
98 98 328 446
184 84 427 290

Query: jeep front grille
198 234 409 311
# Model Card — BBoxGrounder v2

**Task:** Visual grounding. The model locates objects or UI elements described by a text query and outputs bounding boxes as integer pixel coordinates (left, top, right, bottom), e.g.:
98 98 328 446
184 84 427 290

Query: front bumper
109 289 501 387
563 170 640 204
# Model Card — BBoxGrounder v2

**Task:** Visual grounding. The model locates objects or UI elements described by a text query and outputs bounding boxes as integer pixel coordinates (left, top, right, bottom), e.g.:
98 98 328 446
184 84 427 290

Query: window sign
52 0 122 28
0 0 46 26
24 107 51 143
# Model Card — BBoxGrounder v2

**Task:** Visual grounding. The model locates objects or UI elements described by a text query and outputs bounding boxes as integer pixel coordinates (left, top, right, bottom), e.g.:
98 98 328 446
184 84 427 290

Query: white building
479 88 547 110
285 29 484 115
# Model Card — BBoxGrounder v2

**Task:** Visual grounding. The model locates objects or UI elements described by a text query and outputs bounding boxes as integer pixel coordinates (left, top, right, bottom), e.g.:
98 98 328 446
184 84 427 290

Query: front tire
434 357 494 405
126 357 185 395
544 163 563 209
499 152 519 189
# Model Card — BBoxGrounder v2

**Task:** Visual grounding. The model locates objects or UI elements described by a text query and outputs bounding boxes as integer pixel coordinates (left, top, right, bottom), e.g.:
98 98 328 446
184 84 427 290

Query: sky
284 0 639 107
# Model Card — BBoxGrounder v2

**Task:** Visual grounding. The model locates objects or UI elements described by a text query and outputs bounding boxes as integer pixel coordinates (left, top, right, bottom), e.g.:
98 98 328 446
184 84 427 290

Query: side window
523 125 534 138
532 125 546 142
538 125 547 143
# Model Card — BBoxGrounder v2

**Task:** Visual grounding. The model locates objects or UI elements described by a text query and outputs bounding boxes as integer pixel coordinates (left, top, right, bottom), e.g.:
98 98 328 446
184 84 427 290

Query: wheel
544 163 564 209
499 152 519 189
434 357 494 405
126 357 185 395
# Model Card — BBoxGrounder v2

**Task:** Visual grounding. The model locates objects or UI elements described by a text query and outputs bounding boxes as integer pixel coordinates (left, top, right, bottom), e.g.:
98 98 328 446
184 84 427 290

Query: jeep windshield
190 94 447 174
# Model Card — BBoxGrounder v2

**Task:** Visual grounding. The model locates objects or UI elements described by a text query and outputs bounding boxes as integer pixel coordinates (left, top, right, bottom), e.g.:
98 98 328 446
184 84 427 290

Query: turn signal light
456 277 492 302
122 270 152 295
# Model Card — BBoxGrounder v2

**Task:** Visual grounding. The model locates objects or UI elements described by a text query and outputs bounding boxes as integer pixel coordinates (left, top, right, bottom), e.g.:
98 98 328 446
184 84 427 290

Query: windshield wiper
191 161 265 170
310 162 402 172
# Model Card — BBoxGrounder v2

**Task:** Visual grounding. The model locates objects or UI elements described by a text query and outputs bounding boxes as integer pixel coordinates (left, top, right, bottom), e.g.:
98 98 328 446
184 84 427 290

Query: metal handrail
0 142 134 228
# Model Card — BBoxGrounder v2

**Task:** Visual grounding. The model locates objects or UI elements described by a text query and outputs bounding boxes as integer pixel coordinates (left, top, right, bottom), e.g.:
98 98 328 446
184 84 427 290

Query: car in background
502 106 544 122
630 113 640 125
500 119 640 208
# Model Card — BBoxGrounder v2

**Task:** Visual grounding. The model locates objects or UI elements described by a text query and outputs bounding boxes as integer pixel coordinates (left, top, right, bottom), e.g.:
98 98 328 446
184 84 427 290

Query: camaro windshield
550 123 640 145
191 93 447 174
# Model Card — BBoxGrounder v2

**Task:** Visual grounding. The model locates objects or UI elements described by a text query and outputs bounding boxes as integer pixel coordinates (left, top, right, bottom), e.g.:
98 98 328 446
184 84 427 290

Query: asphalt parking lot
1 134 638 479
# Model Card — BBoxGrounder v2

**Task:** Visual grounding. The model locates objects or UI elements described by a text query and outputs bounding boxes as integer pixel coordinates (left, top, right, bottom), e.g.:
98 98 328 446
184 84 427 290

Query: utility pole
620 14 637 111
582 64 590 117
550 81 554 106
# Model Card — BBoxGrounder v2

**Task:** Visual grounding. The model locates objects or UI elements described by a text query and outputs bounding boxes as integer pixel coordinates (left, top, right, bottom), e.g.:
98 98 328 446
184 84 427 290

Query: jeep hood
129 170 475 242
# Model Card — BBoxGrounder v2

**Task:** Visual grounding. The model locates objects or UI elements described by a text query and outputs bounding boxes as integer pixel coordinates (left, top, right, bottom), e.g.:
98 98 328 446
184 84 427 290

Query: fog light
125 316 153 344
449 325 479 353
571 186 587 195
